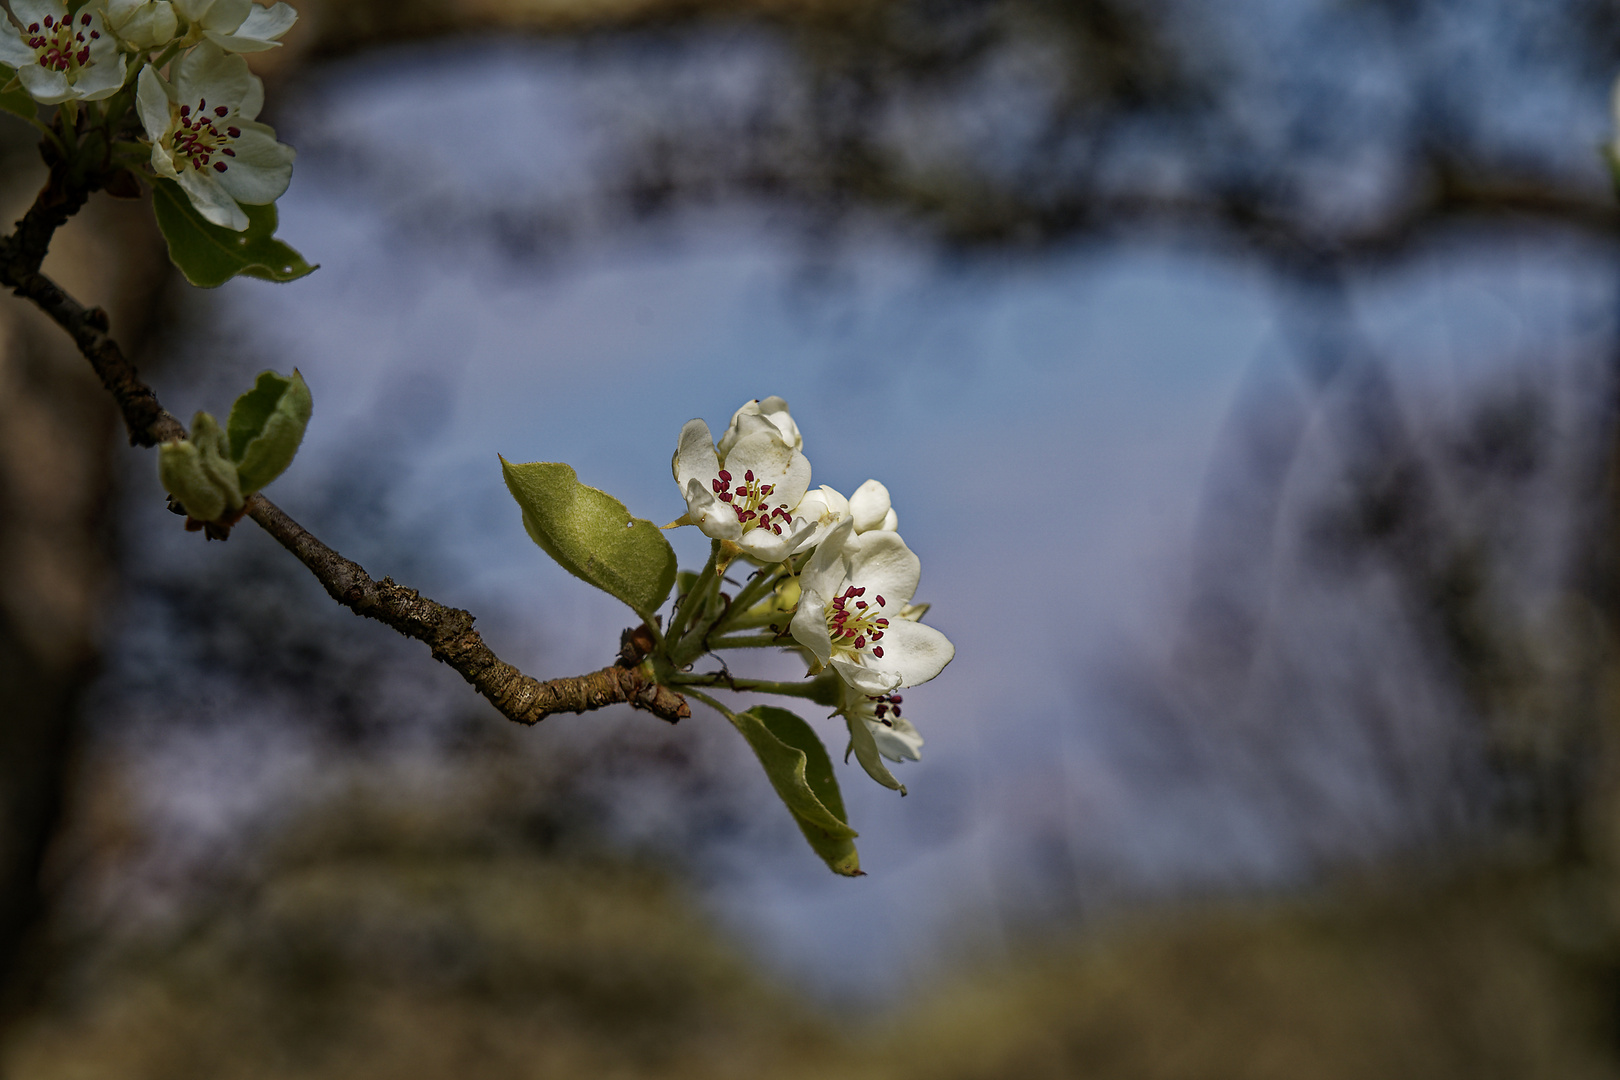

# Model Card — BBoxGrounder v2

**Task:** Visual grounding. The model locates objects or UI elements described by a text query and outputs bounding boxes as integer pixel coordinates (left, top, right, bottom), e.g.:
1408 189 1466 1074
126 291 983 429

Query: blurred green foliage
8 777 1618 1079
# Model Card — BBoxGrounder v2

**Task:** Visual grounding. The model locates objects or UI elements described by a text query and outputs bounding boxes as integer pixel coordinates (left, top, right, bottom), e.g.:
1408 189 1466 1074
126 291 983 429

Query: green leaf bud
158 410 243 523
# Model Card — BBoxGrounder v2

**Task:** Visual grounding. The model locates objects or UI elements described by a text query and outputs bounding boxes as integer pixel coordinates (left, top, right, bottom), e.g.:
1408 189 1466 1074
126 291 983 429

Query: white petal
868 619 953 689
721 396 802 456
682 478 741 542
879 508 898 532
117 3 178 49
213 122 292 203
171 0 211 20
738 517 811 564
174 40 247 105
832 657 903 695
799 518 853 600
0 27 36 69
71 51 125 100
849 479 892 533
238 70 262 119
789 588 834 665
869 716 923 762
148 140 180 180
176 168 247 230
136 64 172 140
106 0 148 23
12 0 66 27
790 485 850 552
202 25 276 51
197 0 249 32
843 530 920 609
17 65 72 105
721 431 810 508
211 0 291 48
241 2 296 38
673 418 718 488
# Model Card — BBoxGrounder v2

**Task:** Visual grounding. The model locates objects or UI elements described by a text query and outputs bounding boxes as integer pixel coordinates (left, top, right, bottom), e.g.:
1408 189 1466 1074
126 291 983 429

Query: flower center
826 585 891 660
867 692 902 726
167 98 241 175
23 12 99 76
710 468 793 537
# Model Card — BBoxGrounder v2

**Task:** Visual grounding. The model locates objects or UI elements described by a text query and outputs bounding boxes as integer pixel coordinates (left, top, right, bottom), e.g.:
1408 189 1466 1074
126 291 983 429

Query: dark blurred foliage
8 0 1620 1075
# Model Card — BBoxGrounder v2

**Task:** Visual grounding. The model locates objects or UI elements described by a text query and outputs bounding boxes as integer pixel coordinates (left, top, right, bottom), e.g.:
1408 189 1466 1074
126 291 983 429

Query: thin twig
1 171 688 727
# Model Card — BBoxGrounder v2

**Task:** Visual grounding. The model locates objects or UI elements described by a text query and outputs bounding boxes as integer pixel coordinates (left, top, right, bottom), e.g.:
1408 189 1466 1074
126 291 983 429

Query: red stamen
872 646 884 658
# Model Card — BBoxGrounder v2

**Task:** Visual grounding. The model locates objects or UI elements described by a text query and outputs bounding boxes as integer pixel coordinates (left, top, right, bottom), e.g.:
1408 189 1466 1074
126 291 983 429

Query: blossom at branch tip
172 0 295 52
790 519 953 695
0 1 125 104
137 44 294 231
841 682 923 763
849 478 899 533
672 402 819 563
717 395 801 458
99 0 178 51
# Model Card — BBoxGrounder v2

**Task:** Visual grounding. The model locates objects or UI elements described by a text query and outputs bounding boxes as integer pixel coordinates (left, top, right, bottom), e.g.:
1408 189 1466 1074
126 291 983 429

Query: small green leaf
151 179 316 288
0 67 36 123
158 411 242 522
228 369 312 494
501 458 677 621
846 714 905 795
734 706 861 876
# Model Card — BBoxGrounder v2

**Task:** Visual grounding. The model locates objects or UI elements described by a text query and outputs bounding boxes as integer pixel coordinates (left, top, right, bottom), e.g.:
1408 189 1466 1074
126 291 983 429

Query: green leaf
846 714 905 795
0 67 36 123
228 369 312 494
151 179 316 288
733 706 861 877
501 458 677 622
158 411 242 522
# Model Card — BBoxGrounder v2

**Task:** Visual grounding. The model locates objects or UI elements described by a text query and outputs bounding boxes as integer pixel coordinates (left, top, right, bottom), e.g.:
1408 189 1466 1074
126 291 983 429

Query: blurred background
6 0 1620 1075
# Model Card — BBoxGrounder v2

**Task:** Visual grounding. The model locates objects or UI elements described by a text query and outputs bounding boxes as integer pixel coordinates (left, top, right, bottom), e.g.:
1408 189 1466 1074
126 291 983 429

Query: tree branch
0 173 688 728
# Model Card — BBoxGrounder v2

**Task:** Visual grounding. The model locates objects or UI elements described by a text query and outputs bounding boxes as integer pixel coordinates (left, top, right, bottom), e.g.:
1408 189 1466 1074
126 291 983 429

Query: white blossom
849 478 899 533
0 1 125 104
717 395 801 458
173 0 295 52
137 43 294 230
672 402 819 563
100 0 178 51
841 683 923 763
790 520 953 694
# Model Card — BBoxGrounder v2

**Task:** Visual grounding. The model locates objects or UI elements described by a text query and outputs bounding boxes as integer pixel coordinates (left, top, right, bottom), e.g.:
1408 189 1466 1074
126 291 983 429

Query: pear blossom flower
717 395 801 458
137 43 294 231
100 0 178 51
793 484 851 551
673 405 819 563
0 1 125 104
849 478 899 534
842 683 923 763
790 520 953 694
173 0 295 52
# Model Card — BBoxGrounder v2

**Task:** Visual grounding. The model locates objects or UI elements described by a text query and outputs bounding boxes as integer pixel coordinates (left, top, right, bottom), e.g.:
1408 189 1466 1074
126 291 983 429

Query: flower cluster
0 0 298 231
673 398 954 781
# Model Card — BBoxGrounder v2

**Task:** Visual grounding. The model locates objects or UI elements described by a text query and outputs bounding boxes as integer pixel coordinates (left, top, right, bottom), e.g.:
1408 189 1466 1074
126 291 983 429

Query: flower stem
708 564 784 636
682 687 735 721
707 633 788 650
669 673 825 700
664 540 718 650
